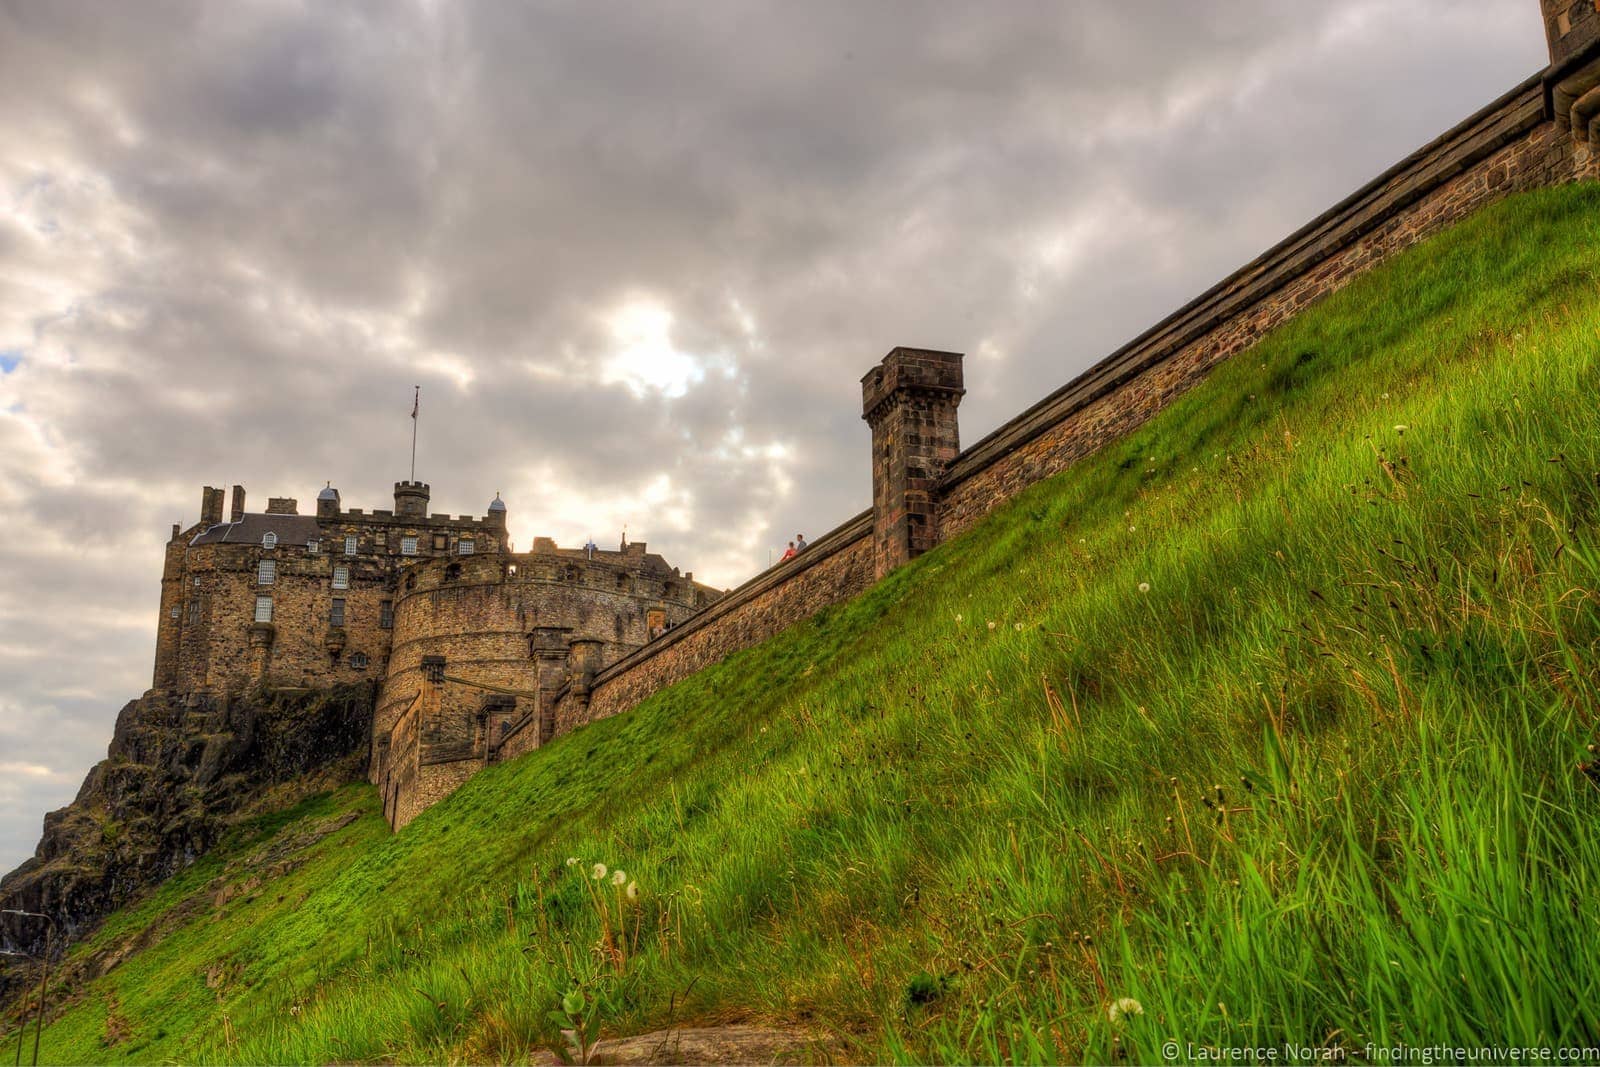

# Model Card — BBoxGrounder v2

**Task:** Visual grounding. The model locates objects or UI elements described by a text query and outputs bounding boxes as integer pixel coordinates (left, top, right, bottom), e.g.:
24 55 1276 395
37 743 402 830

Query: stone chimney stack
230 485 247 523
862 347 964 579
394 480 430 518
200 486 225 528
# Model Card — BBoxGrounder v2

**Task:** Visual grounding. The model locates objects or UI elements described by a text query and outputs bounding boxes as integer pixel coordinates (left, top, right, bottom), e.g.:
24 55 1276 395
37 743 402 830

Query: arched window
262 531 278 548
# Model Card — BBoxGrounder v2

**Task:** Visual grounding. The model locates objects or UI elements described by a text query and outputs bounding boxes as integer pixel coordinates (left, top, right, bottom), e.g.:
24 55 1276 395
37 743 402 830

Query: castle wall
936 78 1595 540
541 73 1598 746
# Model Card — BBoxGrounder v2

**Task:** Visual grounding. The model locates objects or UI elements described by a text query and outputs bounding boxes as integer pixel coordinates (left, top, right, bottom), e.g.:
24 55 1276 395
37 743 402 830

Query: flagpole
410 385 420 482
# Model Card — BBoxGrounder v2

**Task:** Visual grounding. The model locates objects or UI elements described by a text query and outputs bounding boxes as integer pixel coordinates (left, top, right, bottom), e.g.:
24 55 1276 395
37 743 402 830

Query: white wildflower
612 869 627 886
987 621 996 631
954 613 963 623
591 863 607 880
1128 525 1137 533
566 857 580 868
626 881 640 901
1108 997 1144 1024
1013 623 1023 631
1138 582 1151 594
1394 424 1408 434
1381 392 1390 399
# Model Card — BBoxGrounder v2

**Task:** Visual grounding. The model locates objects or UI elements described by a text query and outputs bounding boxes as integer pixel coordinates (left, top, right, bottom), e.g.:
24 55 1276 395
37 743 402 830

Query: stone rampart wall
938 76 1593 537
542 73 1598 746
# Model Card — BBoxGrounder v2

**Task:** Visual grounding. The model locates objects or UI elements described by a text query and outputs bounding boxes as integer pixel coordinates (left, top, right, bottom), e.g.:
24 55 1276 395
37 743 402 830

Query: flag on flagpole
412 386 419 419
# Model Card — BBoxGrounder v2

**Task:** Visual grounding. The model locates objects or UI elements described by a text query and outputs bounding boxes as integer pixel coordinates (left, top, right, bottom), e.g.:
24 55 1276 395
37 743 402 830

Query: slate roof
190 513 323 547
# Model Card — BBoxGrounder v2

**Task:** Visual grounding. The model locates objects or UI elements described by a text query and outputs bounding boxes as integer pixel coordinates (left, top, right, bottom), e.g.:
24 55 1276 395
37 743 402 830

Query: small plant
547 985 603 1065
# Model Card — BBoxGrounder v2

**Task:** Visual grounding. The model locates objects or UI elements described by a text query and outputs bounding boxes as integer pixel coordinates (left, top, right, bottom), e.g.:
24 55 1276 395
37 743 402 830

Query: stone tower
861 347 964 579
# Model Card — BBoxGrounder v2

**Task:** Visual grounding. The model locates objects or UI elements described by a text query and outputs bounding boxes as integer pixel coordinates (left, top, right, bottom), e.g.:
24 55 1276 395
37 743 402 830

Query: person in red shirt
779 541 797 562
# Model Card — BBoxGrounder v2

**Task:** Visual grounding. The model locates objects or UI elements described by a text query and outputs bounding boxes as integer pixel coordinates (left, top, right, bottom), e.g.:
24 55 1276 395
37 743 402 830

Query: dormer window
344 535 357 556
307 539 320 554
401 536 418 556
333 565 349 590
262 532 278 549
257 560 276 585
458 539 475 556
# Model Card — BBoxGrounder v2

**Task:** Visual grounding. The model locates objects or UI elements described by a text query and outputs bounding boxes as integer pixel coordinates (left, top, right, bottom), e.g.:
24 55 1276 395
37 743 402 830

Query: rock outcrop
0 683 375 974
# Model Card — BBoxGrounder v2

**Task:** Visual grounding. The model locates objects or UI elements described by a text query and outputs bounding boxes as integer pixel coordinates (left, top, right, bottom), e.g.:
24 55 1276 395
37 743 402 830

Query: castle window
379 600 394 629
192 576 201 587
444 562 463 583
333 565 350 590
401 536 418 556
262 532 278 548
505 563 518 579
405 572 417 591
350 652 369 670
254 596 273 623
458 539 475 556
169 606 180 619
330 598 346 627
344 535 357 556
257 560 276 585
188 599 201 625
433 533 448 551
307 539 319 554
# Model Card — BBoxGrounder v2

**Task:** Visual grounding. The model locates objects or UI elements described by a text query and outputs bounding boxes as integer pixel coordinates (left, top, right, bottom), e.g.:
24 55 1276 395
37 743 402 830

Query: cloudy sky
0 1 1549 875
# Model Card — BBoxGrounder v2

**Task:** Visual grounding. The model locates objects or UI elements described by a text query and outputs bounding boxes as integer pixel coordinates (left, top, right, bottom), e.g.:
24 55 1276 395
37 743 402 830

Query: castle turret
487 492 507 528
394 481 430 518
862 347 965 578
317 483 341 519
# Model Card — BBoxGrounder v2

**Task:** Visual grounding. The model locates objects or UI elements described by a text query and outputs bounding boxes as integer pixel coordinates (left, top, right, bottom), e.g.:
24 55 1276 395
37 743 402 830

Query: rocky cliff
0 684 375 973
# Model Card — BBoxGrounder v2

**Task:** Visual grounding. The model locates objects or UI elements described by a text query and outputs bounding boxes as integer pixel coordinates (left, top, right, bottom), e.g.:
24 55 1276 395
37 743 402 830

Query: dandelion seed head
1138 582 1150 594
1013 623 1023 631
566 857 580 868
591 863 608 880
1394 424 1409 434
626 881 640 900
987 621 996 630
612 870 627 886
1108 997 1144 1023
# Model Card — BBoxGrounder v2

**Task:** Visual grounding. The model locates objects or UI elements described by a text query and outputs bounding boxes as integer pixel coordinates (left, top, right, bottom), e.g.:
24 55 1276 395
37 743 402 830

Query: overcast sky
0 1 1549 876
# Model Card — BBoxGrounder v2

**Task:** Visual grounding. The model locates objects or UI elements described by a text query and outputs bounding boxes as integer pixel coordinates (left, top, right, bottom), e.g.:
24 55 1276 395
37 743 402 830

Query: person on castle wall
780 541 797 562
796 533 808 552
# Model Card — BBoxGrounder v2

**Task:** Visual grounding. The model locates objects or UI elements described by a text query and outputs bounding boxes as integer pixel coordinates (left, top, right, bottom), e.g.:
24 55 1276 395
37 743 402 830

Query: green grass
12 182 1600 1064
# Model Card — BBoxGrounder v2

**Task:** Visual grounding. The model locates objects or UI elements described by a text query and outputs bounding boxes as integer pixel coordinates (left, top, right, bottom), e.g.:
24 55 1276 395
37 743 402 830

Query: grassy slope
17 183 1600 1064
